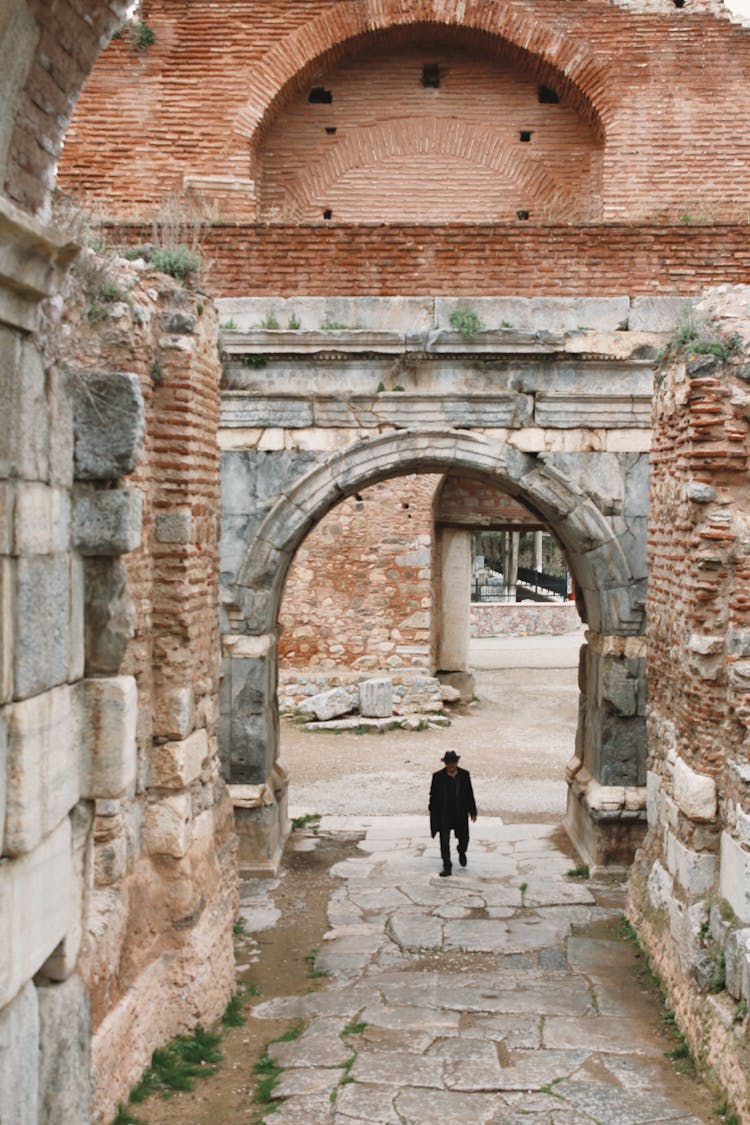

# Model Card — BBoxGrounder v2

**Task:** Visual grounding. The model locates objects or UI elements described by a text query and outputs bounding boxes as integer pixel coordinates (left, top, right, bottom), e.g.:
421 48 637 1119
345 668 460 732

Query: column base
229 761 290 877
564 760 647 874
435 670 475 702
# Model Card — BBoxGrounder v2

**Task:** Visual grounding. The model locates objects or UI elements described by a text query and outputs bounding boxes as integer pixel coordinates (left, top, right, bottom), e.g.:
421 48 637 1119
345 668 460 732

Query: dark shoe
458 851 467 867
439 867 452 877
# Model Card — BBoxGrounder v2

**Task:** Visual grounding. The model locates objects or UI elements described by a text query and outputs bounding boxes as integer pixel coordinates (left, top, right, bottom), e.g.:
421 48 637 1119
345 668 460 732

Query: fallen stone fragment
298 686 356 721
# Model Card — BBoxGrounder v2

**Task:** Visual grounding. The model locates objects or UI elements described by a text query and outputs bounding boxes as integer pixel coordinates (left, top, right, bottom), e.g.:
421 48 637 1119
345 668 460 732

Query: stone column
436 527 474 699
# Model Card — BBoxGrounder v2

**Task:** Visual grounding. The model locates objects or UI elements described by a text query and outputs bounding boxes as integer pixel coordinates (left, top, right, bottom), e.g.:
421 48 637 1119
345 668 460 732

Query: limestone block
646 770 662 828
46 367 74 490
43 802 93 980
687 481 718 503
0 981 39 1125
724 927 750 1001
79 676 137 801
12 483 70 555
729 630 750 658
0 482 10 555
154 684 195 740
600 658 639 717
0 818 74 1008
666 829 717 900
14 553 70 699
69 553 85 684
647 859 673 911
143 793 193 858
37 975 91 1125
720 832 750 924
73 488 142 556
298 687 356 722
737 808 750 850
151 728 209 789
0 558 11 704
83 558 134 675
358 678 393 718
155 509 193 544
162 311 195 334
628 296 694 333
0 711 6 849
673 757 717 822
4 683 79 856
0 329 49 481
72 370 145 479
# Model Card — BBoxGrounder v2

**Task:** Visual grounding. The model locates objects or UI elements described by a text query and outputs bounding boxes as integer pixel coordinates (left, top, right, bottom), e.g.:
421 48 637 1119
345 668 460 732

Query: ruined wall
59 0 750 225
628 286 750 1122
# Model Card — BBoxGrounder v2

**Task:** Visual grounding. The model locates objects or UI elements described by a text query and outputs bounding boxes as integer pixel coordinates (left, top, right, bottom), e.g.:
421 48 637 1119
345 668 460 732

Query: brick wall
436 475 542 529
58 0 750 225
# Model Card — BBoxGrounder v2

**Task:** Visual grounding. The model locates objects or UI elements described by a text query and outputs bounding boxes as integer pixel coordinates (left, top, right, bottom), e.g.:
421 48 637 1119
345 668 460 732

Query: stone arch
235 429 639 639
233 0 610 166
283 117 579 220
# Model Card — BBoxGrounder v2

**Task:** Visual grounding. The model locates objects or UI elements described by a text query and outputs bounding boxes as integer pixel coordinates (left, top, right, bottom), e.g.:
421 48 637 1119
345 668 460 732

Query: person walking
429 750 477 876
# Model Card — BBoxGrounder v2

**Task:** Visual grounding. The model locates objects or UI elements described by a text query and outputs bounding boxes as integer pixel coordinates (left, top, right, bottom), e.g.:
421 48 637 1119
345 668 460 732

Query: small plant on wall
449 307 484 339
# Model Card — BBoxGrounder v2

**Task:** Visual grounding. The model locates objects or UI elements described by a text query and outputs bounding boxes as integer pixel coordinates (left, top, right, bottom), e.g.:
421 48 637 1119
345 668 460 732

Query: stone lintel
585 632 647 658
0 197 78 332
223 633 277 658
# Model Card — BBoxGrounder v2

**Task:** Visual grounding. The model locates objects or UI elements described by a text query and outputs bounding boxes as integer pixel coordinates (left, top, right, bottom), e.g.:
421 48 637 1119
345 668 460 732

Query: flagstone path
245 816 714 1124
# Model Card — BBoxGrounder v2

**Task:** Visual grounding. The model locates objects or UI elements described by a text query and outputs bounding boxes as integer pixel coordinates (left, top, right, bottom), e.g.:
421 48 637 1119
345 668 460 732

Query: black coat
429 766 477 838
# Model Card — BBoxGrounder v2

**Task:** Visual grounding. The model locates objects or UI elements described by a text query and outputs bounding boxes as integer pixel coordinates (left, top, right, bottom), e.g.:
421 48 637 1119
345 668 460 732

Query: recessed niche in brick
325 126 337 135
673 0 686 7
520 130 532 142
538 86 560 104
517 210 530 220
323 209 333 220
309 87 333 104
422 64 440 89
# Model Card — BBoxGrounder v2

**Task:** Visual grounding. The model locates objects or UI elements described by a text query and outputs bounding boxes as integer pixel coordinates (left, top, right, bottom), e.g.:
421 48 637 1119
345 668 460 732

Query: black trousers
438 822 468 869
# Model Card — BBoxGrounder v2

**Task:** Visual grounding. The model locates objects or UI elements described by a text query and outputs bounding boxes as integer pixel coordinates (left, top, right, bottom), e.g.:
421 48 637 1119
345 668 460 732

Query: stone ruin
3 1 750 1121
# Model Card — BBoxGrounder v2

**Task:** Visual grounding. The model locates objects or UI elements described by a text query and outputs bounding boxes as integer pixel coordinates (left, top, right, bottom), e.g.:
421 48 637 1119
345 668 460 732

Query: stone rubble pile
289 675 460 731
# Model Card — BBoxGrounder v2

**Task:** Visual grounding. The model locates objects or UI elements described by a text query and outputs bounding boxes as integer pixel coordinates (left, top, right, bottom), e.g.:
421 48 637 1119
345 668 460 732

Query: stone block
73 488 142 556
4 684 79 856
358 677 393 718
143 793 193 857
646 770 662 829
155 509 193 544
0 482 11 555
12 483 70 555
79 676 137 800
154 684 194 740
0 330 49 482
0 818 74 1008
673 757 717 822
43 802 93 981
720 831 750 923
0 711 5 850
151 728 209 788
14 553 70 700
46 366 74 490
628 296 694 333
665 829 717 900
72 370 145 479
600 658 639 717
0 981 39 1125
646 858 673 911
37 975 91 1125
724 927 750 1001
83 558 134 675
298 686 356 722
0 558 12 704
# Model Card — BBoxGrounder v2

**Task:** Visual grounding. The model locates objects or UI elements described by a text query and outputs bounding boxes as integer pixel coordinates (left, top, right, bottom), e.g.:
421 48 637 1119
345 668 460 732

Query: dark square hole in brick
325 126 337 135
519 130 532 142
517 210 530 220
309 87 333 103
673 0 686 7
323 209 333 220
538 86 560 104
422 64 440 88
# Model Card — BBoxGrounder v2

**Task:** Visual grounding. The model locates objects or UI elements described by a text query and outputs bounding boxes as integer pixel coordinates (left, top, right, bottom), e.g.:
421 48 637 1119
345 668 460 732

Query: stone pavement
248 816 712 1124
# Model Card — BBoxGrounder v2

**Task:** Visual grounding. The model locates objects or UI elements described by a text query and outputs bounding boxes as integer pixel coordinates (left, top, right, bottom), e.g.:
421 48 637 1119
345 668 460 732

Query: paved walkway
247 816 711 1124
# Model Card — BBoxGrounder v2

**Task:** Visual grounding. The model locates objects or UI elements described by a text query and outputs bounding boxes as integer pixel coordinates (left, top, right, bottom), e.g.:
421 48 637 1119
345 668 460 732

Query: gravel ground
282 633 582 823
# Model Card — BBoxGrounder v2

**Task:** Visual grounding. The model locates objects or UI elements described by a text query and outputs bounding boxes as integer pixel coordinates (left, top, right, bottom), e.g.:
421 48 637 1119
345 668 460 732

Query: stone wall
628 286 750 1122
470 602 579 638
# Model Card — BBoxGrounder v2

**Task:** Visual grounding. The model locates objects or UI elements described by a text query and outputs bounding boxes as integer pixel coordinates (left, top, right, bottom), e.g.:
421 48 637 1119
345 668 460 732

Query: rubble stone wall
628 286 750 1122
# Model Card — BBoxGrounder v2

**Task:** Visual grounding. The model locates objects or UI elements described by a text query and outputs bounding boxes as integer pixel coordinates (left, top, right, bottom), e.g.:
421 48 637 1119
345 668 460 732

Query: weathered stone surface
0 559 11 703
151 728 209 788
724 927 750 1001
4 683 79 855
83 558 134 675
0 817 74 1008
358 677 393 718
666 830 717 900
673 757 717 822
14 553 70 699
0 981 39 1125
79 676 137 800
143 793 193 858
37 974 91 1125
12 483 70 555
298 686 356 721
155 509 193 544
72 370 145 479
73 488 142 556
628 296 694 333
154 684 194 740
720 831 750 923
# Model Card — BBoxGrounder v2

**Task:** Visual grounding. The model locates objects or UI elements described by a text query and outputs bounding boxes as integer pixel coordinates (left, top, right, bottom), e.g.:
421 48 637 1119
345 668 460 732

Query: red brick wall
279 475 439 670
647 328 750 784
58 0 750 225
437 476 542 529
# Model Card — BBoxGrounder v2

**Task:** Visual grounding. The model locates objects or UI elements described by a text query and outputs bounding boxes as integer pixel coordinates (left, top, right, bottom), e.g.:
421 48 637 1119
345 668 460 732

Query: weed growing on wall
151 245 201 280
449 307 484 338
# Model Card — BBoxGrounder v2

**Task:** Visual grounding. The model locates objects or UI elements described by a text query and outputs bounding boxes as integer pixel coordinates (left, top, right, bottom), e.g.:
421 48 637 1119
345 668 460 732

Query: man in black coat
429 750 477 876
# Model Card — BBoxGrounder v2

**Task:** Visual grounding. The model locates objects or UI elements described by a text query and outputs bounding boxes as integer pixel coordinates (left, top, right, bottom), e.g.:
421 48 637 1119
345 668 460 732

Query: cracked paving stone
332 1081 402 1123
361 1001 461 1032
361 1025 438 1053
395 1084 510 1124
459 1011 542 1049
273 1064 345 1097
522 879 596 907
351 1051 444 1087
551 1078 702 1124
268 1019 353 1067
388 909 444 950
543 1015 666 1055
268 1093 335 1124
250 995 307 1020
348 887 412 910
442 914 573 954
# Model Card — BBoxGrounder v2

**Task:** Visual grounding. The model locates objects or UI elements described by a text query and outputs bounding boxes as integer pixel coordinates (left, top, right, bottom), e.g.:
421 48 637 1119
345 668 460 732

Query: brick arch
234 0 610 166
282 116 580 219
235 429 639 638
1 0 129 217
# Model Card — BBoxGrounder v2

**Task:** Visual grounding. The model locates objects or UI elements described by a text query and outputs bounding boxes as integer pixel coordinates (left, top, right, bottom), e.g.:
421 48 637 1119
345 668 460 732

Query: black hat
441 751 460 763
